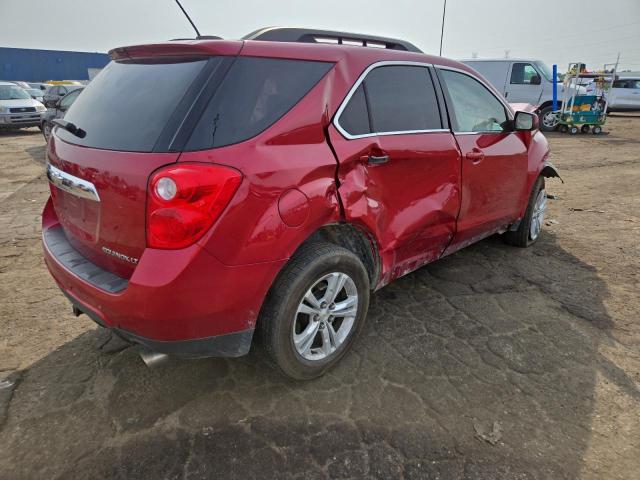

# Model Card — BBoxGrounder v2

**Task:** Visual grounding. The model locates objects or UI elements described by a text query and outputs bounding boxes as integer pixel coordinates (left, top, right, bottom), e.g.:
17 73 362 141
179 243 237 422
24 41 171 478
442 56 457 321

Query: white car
608 78 640 111
0 82 46 129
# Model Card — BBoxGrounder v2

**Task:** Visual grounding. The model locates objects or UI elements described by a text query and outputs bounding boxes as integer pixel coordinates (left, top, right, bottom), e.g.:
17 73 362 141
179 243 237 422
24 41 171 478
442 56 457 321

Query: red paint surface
42 38 550 345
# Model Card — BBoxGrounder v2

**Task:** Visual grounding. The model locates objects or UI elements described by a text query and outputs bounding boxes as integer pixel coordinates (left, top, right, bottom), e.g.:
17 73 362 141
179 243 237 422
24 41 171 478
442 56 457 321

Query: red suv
42 28 560 379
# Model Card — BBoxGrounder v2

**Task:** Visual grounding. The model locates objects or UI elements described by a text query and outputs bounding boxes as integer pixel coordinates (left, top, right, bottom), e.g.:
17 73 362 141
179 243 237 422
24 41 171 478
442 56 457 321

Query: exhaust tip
138 349 169 368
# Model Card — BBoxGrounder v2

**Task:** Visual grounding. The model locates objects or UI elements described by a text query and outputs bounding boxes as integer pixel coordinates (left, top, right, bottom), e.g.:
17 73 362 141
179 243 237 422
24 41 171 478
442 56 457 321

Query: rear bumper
42 197 285 356
62 289 253 358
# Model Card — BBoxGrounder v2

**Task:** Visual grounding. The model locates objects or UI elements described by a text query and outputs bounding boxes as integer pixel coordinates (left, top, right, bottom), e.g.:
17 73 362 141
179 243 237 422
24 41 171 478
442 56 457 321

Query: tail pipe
138 349 170 368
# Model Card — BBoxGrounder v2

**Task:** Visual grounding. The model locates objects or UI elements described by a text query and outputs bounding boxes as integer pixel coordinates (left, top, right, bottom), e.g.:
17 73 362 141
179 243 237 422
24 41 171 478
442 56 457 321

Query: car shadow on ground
1 232 637 480
0 128 41 137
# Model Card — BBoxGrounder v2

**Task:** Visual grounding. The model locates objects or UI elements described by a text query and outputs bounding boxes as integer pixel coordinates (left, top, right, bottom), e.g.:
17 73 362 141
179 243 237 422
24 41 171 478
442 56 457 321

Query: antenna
174 0 201 38
439 0 447 56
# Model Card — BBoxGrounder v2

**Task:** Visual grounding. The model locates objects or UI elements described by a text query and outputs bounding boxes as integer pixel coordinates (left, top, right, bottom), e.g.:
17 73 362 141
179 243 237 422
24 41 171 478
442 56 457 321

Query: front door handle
368 154 389 165
465 149 485 163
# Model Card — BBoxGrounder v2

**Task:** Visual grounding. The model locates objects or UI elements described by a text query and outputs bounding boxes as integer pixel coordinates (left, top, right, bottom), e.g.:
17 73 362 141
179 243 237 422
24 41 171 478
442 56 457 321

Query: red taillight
146 163 241 249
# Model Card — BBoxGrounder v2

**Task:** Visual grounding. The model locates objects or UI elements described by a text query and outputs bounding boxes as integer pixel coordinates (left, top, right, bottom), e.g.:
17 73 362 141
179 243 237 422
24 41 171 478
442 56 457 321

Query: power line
475 23 640 53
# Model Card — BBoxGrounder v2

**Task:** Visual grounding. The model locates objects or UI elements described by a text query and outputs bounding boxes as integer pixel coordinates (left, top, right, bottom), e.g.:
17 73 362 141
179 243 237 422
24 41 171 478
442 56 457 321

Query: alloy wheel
530 188 547 241
292 272 358 361
542 111 558 129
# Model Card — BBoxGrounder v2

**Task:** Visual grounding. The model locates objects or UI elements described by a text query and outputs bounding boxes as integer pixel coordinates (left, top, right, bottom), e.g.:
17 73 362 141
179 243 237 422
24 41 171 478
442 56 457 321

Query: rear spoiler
109 41 242 60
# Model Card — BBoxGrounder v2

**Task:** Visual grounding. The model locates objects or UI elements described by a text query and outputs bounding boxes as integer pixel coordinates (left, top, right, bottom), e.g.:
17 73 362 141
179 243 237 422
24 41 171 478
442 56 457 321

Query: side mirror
530 75 541 85
514 111 538 131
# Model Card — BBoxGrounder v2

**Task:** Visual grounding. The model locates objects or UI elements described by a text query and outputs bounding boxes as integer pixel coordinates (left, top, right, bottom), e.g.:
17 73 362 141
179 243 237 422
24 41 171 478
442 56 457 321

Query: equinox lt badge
102 246 139 265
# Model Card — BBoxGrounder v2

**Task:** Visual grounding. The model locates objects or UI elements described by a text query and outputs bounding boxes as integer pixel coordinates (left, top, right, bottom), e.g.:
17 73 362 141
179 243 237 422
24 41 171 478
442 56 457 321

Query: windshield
0 85 31 100
26 89 41 96
535 61 554 81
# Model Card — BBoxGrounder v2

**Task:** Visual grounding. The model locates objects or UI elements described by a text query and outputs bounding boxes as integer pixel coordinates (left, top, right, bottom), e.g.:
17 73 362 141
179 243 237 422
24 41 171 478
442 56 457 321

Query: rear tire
592 126 602 134
569 126 579 135
260 242 370 380
581 125 590 134
42 122 52 142
504 176 546 248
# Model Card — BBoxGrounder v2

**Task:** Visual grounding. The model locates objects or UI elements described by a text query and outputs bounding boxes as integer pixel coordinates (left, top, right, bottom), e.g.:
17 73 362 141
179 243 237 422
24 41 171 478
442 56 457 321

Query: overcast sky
1 0 639 71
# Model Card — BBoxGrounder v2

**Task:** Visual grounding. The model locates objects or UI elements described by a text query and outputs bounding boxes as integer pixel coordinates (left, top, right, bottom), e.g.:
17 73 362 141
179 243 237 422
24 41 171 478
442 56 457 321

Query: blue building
0 47 110 82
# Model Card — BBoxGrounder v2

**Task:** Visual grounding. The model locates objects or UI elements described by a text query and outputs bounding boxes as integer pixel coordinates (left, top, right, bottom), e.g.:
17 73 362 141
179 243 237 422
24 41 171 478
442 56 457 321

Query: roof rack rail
243 27 423 53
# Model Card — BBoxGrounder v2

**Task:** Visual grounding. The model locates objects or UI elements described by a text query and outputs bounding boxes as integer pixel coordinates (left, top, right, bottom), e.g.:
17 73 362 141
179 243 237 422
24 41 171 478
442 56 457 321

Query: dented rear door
328 63 461 287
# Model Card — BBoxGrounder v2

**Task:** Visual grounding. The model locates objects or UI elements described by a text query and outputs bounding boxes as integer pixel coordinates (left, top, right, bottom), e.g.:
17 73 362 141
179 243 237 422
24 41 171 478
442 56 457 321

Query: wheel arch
537 100 563 112
295 223 381 290
540 161 563 183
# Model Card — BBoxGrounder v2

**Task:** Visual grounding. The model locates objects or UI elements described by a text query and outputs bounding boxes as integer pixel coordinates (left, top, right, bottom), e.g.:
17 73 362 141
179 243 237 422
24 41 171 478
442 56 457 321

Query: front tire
539 106 559 132
504 176 547 247
260 243 370 380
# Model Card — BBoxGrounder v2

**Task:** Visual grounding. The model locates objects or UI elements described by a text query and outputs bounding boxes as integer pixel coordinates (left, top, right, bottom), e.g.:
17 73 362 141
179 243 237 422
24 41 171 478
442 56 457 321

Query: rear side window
186 57 333 150
57 59 210 152
337 65 441 137
339 85 371 136
366 66 441 132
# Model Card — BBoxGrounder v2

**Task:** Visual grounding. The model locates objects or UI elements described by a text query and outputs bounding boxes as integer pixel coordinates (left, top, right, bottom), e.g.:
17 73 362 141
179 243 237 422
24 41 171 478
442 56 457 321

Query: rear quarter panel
181 66 344 266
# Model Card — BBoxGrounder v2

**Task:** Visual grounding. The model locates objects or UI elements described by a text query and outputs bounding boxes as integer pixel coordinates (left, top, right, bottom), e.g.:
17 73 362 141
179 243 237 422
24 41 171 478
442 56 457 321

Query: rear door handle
368 154 389 165
465 149 485 163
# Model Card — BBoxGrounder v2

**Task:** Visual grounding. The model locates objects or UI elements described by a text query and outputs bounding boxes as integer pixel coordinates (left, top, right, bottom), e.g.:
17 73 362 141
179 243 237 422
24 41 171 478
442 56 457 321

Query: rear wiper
52 119 86 138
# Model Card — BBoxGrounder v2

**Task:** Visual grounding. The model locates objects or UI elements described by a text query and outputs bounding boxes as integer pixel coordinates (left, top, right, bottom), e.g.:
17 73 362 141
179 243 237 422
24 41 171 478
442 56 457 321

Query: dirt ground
0 117 638 479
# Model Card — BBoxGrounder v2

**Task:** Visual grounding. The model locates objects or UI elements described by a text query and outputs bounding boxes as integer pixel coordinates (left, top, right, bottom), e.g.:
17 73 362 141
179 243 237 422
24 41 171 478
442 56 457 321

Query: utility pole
439 0 447 56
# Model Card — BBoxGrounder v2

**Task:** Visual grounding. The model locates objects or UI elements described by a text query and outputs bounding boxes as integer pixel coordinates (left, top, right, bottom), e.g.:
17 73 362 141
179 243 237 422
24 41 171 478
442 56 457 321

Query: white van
461 59 586 131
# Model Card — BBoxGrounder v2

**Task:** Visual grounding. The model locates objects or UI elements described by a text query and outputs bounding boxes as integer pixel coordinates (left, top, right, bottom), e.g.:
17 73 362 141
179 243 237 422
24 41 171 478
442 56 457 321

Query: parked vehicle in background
41 88 83 141
608 78 640 111
43 84 83 107
0 81 46 129
42 28 560 380
461 59 586 131
28 82 51 91
25 88 44 102
9 80 31 89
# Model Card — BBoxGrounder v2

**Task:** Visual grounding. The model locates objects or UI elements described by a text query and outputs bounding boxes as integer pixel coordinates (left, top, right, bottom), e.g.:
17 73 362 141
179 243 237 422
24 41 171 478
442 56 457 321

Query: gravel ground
0 117 639 479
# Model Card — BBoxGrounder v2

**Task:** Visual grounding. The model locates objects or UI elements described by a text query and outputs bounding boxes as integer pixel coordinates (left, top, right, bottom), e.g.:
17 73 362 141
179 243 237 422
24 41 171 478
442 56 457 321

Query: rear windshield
56 58 209 152
185 57 333 150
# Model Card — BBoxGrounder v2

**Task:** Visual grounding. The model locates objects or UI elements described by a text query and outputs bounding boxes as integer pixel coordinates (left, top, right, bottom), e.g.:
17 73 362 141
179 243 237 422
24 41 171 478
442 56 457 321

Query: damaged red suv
42 28 560 379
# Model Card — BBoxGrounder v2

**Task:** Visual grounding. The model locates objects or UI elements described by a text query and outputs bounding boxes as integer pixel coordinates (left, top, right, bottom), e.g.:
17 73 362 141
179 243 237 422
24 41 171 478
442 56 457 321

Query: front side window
186 57 333 150
338 64 441 137
534 61 553 81
440 69 508 133
510 63 540 85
